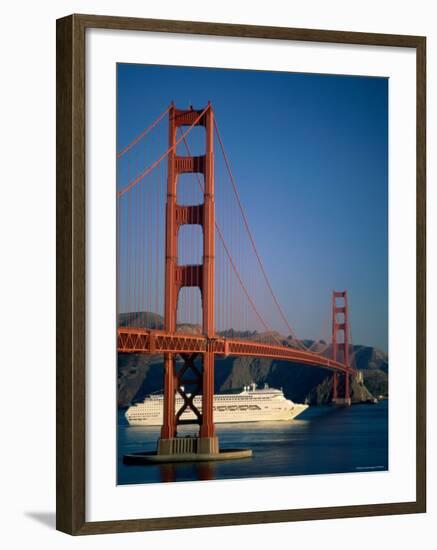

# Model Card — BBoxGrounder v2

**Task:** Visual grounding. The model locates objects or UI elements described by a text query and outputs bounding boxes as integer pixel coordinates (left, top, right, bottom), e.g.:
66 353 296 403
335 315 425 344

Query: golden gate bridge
117 102 357 461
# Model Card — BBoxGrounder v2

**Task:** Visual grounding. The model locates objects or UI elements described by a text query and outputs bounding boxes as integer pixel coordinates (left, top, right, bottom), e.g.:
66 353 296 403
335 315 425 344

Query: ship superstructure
125 383 308 426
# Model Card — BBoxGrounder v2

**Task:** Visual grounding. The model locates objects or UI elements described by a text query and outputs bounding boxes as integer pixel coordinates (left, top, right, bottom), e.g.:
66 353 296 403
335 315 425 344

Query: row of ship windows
141 399 278 407
213 405 261 411
128 404 263 417
150 395 279 401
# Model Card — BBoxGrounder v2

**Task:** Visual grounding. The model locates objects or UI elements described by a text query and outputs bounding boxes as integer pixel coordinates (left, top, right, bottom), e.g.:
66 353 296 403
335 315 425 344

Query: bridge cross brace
174 353 203 428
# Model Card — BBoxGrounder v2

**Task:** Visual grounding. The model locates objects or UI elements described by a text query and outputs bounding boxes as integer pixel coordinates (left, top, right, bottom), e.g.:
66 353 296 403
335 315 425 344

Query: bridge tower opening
158 102 218 456
331 290 352 406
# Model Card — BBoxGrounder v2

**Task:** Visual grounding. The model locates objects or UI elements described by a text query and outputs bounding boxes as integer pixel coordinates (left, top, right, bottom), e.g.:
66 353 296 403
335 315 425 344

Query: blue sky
117 64 388 352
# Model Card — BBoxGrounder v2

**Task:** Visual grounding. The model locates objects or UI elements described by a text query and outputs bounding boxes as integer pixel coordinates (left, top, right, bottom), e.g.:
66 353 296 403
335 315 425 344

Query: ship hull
126 404 308 426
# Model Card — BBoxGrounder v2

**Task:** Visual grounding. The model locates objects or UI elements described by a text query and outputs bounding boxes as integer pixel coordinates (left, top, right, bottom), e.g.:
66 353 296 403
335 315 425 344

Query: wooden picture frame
56 13 426 535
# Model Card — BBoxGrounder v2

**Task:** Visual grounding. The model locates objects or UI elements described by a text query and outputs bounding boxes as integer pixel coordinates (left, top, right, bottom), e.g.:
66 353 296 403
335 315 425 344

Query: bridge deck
117 327 356 376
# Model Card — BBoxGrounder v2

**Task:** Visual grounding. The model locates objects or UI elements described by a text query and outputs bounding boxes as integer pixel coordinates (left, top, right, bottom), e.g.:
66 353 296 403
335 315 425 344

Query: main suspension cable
117 106 209 198
117 105 171 159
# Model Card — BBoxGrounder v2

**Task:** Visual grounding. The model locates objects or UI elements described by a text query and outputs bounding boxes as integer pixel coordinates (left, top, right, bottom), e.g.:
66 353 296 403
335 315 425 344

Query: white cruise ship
125 383 308 426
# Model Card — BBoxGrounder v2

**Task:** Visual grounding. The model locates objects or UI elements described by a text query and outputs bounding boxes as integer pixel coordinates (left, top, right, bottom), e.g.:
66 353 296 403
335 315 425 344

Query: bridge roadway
118 327 357 376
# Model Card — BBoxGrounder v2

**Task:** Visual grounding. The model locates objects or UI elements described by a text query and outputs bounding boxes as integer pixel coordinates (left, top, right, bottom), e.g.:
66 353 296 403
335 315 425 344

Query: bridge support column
199 350 218 453
345 372 350 402
332 371 338 401
160 354 176 441
197 102 218 454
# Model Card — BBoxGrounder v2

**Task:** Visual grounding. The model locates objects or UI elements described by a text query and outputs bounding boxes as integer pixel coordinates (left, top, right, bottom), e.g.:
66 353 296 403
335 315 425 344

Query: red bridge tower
331 290 352 406
157 103 218 456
